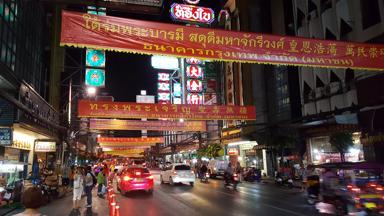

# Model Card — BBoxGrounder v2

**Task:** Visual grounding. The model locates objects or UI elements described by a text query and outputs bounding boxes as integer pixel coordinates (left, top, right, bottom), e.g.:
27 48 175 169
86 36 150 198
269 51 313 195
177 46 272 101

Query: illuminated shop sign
170 3 215 24
186 58 204 65
86 49 106 67
173 83 182 97
184 0 200 4
173 98 182 104
158 73 170 82
187 93 203 105
158 92 171 101
0 128 12 146
35 142 56 152
187 79 203 92
158 82 170 91
227 147 239 156
85 69 106 87
186 65 203 78
151 55 179 70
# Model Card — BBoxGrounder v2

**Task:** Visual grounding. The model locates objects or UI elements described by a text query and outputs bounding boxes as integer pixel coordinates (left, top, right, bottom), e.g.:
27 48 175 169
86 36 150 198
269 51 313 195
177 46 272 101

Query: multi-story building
0 1 61 182
292 0 384 163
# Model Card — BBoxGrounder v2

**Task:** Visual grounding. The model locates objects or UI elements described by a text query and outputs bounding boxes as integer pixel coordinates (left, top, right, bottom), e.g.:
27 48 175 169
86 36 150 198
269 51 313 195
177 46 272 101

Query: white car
160 164 195 186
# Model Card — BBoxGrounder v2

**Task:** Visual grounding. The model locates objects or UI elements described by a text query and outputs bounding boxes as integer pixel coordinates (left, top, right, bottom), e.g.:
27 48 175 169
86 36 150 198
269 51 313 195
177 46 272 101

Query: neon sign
187 79 203 92
187 93 203 105
170 3 215 24
184 0 200 5
186 58 204 65
186 65 203 78
158 82 170 91
158 73 170 81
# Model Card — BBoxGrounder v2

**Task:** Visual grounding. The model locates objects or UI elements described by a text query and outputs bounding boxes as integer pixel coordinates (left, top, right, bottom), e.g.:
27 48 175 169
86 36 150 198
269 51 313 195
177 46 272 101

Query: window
175 165 191 170
361 0 381 29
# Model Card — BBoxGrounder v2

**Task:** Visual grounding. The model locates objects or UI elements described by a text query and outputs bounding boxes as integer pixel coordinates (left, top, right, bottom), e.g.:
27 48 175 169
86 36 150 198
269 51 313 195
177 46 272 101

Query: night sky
105 53 157 102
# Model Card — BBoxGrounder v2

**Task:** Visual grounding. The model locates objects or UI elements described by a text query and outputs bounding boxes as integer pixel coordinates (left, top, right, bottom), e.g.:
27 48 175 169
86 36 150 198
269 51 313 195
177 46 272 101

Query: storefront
226 140 258 168
307 131 364 164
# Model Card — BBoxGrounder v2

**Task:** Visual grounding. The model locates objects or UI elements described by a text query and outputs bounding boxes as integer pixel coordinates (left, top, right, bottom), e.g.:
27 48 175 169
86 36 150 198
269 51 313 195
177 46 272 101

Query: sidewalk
6 189 109 216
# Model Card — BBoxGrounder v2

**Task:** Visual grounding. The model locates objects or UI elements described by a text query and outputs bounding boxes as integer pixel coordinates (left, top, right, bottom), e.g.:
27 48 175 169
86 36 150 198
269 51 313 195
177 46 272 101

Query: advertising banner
78 100 256 120
90 119 207 132
97 136 164 144
61 10 384 70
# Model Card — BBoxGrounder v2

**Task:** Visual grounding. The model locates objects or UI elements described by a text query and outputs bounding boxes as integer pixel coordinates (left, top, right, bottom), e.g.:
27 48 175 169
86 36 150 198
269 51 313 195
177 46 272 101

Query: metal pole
180 58 186 104
68 79 72 126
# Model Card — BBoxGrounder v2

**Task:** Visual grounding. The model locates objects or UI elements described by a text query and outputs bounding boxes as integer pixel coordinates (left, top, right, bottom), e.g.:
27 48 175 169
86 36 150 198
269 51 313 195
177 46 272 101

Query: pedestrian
85 166 95 208
69 165 75 188
73 167 84 211
300 165 308 192
97 168 105 197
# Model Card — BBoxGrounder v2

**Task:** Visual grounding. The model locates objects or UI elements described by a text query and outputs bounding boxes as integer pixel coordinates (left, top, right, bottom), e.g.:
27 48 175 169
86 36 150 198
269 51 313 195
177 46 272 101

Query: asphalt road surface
114 170 317 216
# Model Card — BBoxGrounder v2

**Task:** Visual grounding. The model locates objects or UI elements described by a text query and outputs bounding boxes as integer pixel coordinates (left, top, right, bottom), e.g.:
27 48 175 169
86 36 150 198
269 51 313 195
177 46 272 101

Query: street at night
1 0 384 216
114 170 313 216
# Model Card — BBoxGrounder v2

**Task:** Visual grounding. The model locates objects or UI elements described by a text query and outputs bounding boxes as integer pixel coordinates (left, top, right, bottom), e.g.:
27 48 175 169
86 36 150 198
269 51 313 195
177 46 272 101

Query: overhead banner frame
60 10 384 71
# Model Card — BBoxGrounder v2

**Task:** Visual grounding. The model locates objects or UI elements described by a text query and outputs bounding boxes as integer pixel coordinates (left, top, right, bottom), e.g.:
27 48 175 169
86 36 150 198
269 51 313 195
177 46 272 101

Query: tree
206 144 223 159
329 132 353 162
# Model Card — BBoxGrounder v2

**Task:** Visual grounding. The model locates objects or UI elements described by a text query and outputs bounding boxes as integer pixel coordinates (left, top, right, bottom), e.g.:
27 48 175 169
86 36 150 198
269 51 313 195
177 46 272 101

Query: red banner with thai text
90 119 206 132
78 100 256 120
60 10 384 70
97 136 164 144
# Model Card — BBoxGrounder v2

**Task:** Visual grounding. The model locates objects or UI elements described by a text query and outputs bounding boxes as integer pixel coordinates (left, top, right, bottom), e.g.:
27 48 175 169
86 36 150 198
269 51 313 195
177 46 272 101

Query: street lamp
87 87 97 95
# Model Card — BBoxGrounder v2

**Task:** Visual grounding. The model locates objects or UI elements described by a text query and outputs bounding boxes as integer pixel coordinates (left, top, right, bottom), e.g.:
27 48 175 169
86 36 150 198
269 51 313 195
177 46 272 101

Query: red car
117 167 154 195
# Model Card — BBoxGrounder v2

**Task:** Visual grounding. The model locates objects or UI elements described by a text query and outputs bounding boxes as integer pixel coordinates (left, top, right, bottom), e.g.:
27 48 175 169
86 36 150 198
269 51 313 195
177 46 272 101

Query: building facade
0 1 61 184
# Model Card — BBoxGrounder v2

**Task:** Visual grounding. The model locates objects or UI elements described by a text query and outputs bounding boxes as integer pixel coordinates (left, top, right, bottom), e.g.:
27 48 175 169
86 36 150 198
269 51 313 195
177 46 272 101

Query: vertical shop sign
0 128 12 146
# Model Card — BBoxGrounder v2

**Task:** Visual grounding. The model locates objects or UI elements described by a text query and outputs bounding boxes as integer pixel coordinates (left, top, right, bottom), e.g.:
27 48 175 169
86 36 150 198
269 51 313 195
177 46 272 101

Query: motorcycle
275 175 293 189
200 172 210 183
224 173 239 190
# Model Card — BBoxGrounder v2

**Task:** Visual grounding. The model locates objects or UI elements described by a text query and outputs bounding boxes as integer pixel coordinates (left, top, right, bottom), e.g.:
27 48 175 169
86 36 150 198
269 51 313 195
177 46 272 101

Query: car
160 164 195 186
208 160 229 178
116 167 154 195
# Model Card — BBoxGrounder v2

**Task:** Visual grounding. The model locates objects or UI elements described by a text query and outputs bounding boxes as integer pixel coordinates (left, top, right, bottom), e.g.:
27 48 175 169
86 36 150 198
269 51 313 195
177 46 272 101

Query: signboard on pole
85 69 105 87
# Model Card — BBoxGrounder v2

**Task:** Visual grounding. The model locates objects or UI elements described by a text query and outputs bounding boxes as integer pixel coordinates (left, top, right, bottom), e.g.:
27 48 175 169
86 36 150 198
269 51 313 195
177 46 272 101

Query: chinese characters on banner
186 60 204 105
97 136 164 144
78 100 256 120
90 118 207 131
61 11 384 70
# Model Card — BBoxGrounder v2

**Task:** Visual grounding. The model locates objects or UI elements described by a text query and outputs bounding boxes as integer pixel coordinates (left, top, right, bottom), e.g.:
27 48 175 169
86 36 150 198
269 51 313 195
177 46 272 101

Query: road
114 170 317 216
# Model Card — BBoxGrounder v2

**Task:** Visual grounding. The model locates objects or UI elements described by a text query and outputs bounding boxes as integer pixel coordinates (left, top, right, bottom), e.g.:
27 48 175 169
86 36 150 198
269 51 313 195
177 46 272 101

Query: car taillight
351 187 361 192
354 195 360 202
123 176 131 181
205 173 210 177
146 175 154 180
173 171 177 175
135 172 141 176
233 174 238 177
376 186 384 191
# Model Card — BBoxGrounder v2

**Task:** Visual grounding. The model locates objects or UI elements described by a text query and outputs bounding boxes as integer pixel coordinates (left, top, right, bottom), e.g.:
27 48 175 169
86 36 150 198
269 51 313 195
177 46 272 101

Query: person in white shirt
73 167 84 211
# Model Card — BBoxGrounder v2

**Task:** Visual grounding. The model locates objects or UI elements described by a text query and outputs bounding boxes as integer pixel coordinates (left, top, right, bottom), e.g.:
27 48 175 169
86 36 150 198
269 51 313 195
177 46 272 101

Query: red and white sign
158 73 170 82
187 93 203 105
186 58 204 65
158 92 170 101
170 3 215 24
158 82 170 91
186 65 203 78
228 147 239 156
184 0 200 5
187 79 203 92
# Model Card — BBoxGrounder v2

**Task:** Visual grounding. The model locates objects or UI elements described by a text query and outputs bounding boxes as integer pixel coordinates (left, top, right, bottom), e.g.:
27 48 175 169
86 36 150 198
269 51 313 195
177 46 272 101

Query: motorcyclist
200 164 208 177
224 163 233 185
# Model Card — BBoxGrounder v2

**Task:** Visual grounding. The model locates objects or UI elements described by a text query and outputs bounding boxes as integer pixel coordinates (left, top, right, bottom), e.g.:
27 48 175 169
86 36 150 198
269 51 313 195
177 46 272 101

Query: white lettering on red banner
187 79 203 92
186 65 203 78
187 93 203 105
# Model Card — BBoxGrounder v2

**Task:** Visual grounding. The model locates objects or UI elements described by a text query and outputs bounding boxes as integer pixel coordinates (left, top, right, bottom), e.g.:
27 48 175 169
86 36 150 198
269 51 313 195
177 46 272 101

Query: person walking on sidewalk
85 166 95 208
97 168 105 197
73 167 84 211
